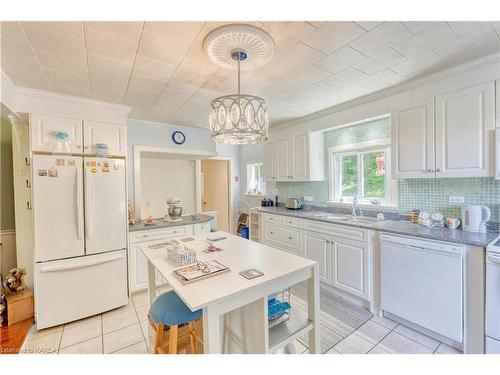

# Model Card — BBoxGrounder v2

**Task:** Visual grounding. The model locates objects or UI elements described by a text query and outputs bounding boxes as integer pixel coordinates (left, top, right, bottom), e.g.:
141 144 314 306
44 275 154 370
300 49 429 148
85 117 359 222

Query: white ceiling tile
354 21 383 31
393 22 457 58
46 70 89 88
323 67 368 87
133 56 176 81
401 21 439 34
358 69 403 90
123 95 156 112
85 21 143 42
175 58 219 80
165 74 207 94
85 26 139 63
37 50 88 76
87 53 132 78
447 22 491 37
354 48 406 75
126 85 162 99
0 51 44 75
23 24 86 60
90 84 126 103
1 21 24 34
302 21 366 54
23 21 84 39
390 51 443 77
129 73 166 92
1 30 37 58
128 108 148 119
138 31 189 65
143 22 204 45
306 21 326 28
262 22 316 52
315 46 367 73
89 71 129 91
349 22 412 57
158 87 195 102
1 64 51 90
282 82 334 106
263 65 332 98
50 82 90 98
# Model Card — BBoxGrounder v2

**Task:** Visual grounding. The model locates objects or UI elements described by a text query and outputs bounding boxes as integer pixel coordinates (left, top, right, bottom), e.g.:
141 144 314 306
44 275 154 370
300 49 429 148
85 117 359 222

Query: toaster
285 198 303 210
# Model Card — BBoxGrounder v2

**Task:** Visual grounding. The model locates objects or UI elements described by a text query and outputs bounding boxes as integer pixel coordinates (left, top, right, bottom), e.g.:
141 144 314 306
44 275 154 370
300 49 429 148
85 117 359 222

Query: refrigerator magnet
114 164 119 170
38 169 47 177
89 161 97 167
102 161 110 172
67 160 75 166
56 159 65 166
91 168 97 174
48 167 58 177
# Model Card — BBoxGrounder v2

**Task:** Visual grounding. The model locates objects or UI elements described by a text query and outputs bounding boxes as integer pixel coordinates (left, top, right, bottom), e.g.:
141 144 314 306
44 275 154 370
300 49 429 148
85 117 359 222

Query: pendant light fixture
203 24 275 144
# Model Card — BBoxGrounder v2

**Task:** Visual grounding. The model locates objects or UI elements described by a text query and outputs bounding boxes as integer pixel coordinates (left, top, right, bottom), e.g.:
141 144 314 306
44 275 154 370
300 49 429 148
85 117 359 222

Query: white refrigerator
32 155 128 329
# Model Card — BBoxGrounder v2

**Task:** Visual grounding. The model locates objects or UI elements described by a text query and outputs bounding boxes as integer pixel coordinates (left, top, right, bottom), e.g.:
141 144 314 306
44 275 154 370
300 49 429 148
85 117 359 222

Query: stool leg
168 325 178 354
153 323 164 354
188 322 197 354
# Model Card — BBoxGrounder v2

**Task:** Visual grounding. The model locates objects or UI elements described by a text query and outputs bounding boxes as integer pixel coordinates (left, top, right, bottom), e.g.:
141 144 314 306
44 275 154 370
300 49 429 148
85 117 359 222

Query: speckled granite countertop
129 214 213 232
257 206 497 247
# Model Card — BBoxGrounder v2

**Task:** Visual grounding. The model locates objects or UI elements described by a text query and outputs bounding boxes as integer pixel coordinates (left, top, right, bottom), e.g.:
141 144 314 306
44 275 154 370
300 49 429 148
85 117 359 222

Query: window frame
246 161 265 195
328 138 396 207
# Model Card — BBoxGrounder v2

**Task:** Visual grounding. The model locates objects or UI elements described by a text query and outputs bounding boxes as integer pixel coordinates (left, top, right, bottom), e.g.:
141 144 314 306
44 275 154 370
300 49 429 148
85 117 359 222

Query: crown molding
271 52 500 131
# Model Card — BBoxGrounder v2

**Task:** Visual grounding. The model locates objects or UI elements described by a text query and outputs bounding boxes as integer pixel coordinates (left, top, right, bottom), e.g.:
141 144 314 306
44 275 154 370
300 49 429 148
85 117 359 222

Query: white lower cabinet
303 231 331 283
330 237 370 300
128 224 194 293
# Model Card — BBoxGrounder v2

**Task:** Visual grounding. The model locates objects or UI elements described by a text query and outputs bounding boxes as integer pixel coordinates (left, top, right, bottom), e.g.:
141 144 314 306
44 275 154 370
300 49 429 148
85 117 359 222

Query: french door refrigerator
32 155 128 329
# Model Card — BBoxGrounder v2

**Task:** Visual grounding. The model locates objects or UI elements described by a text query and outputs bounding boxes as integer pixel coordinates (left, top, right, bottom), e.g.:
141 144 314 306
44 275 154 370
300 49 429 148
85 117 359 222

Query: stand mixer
166 198 183 222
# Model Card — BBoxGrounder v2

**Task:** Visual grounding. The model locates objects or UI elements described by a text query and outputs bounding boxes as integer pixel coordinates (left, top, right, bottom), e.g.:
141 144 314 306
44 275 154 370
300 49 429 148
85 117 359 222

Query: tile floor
21 288 462 355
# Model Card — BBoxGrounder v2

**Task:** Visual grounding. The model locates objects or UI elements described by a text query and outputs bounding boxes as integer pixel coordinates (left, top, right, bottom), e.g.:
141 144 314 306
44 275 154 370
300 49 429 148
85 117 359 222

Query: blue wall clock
172 131 186 145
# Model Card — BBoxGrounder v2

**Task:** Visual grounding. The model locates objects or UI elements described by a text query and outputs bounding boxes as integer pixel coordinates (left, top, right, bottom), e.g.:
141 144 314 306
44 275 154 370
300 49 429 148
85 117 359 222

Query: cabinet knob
436 168 441 172
426 169 432 173
77 145 81 149
270 231 273 234
288 236 292 240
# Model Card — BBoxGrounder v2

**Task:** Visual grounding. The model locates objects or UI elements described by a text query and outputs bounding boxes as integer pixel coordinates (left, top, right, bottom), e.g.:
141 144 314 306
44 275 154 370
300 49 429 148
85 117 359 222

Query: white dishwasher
380 234 464 343
486 236 500 353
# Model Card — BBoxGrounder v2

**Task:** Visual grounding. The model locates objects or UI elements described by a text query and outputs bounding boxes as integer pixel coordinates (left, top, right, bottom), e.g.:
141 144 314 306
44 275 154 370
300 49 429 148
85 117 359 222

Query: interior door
30 115 83 153
391 99 435 178
276 137 291 181
32 155 84 262
435 82 495 178
303 231 331 283
262 142 275 181
84 121 126 156
292 134 308 181
84 158 127 254
201 159 230 232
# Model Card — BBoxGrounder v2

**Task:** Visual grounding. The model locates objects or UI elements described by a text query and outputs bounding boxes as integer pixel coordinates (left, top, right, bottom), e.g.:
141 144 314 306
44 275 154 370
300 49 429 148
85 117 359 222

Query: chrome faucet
352 196 359 218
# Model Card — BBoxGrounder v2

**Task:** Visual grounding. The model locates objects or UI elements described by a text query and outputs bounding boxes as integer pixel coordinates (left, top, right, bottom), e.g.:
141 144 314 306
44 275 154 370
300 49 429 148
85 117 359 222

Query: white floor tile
435 342 462 354
21 331 62 354
157 285 172 294
370 315 398 330
135 305 150 322
355 320 391 344
60 317 102 348
103 323 144 353
394 325 440 351
64 314 101 329
132 291 149 308
325 347 341 354
59 337 103 354
368 346 390 354
26 323 63 339
334 333 375 354
102 308 139 334
377 331 433 354
111 340 149 354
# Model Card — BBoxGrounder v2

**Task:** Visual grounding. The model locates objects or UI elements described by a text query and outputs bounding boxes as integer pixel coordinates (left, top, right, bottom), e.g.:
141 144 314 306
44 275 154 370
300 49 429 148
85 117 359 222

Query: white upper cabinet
392 82 495 179
84 121 127 156
264 132 325 182
30 115 83 153
392 99 435 178
435 82 495 178
263 142 276 181
276 137 292 181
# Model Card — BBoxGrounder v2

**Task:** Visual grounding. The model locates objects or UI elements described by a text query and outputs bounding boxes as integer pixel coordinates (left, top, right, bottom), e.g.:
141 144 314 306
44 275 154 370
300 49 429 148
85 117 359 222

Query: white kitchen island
140 232 320 354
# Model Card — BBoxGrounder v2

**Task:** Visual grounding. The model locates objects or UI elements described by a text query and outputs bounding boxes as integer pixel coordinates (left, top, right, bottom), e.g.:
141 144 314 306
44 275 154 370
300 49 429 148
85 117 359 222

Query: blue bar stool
149 291 203 354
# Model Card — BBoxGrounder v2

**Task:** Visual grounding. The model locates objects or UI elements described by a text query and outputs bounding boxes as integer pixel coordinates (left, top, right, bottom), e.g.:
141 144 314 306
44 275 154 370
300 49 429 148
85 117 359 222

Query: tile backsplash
272 116 500 222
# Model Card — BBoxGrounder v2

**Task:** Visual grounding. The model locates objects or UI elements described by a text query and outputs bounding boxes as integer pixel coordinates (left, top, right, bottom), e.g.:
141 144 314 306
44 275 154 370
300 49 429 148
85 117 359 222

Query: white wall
140 158 197 219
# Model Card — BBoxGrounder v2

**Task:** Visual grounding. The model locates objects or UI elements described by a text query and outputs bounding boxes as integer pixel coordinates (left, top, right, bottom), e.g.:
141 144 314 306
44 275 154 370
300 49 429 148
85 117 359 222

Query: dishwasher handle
487 253 500 264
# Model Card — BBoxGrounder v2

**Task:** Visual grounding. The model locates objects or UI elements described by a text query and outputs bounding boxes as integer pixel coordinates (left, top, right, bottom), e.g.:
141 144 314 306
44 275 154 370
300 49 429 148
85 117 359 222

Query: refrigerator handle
84 165 93 239
76 165 84 240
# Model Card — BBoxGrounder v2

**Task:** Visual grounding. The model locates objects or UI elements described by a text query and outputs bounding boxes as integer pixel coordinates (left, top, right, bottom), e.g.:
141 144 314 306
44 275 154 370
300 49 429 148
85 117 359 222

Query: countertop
257 206 497 247
129 213 213 232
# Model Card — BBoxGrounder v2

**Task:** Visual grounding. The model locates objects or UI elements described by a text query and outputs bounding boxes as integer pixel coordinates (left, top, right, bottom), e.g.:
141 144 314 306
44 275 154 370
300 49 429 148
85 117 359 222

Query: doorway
200 159 231 232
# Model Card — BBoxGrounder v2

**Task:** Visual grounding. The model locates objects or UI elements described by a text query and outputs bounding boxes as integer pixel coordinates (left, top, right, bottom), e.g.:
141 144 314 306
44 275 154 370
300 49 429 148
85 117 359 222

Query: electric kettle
462 205 491 233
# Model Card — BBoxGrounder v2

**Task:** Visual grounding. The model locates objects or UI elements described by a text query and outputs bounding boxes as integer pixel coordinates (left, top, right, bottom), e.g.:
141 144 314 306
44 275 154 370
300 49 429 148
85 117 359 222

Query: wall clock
172 131 186 145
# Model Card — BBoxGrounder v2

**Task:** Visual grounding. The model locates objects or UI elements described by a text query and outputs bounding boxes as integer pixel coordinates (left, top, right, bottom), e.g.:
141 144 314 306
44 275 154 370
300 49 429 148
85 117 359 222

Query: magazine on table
174 260 230 283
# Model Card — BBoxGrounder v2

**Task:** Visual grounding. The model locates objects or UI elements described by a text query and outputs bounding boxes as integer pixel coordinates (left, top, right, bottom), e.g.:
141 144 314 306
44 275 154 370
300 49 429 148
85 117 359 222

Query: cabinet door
276 137 291 181
303 231 331 283
84 121 126 156
129 242 166 293
435 82 495 178
30 115 83 153
391 99 435 178
292 134 308 181
331 237 370 300
263 142 275 181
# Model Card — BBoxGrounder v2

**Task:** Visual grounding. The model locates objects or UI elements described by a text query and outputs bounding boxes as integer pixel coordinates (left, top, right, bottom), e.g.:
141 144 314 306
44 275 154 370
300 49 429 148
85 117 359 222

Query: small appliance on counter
166 198 183 222
285 198 303 210
462 204 491 233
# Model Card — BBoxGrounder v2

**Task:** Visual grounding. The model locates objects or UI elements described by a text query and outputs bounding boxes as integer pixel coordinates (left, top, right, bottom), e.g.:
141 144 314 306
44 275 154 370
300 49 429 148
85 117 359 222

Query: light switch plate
449 196 465 204
303 196 312 202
